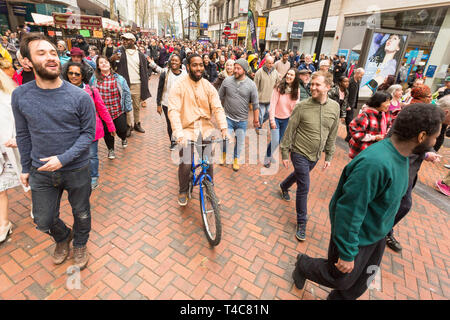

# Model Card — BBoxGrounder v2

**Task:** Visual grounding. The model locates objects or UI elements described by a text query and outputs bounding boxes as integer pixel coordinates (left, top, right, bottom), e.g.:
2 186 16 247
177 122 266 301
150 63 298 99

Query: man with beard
219 58 260 172
111 33 150 136
292 104 444 300
168 53 228 206
12 33 96 270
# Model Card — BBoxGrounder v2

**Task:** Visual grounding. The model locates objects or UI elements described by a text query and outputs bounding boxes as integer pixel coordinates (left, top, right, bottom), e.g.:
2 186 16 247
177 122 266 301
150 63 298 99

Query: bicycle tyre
199 179 222 246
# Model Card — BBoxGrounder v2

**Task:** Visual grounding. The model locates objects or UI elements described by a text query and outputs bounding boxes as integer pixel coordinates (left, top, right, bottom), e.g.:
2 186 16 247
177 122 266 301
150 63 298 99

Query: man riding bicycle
168 53 228 206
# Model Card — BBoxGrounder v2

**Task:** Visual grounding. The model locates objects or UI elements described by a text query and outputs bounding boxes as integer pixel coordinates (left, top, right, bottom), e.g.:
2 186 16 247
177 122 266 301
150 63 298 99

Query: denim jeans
280 152 317 224
258 103 270 129
89 140 99 179
224 117 248 160
266 117 290 160
29 165 92 248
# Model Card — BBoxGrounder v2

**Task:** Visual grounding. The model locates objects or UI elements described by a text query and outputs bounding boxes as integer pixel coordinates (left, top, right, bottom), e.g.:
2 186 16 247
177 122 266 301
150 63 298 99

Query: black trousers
345 108 354 141
295 237 386 300
103 112 128 150
162 105 174 143
387 176 416 237
178 135 214 194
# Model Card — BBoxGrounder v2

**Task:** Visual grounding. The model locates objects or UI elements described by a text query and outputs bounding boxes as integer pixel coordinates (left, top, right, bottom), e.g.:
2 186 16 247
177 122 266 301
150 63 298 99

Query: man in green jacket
292 104 444 300
279 71 340 241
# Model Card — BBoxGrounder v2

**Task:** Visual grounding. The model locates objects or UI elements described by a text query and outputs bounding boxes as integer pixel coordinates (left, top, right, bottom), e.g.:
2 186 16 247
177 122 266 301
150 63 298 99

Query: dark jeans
387 177 415 237
295 237 386 300
345 108 354 141
178 135 214 194
280 152 317 224
162 105 174 143
29 165 92 248
103 112 128 150
266 117 290 160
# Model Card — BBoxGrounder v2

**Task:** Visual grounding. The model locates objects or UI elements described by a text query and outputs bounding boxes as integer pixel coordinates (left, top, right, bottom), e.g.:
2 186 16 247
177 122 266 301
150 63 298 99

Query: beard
412 138 434 155
188 68 202 82
32 60 61 80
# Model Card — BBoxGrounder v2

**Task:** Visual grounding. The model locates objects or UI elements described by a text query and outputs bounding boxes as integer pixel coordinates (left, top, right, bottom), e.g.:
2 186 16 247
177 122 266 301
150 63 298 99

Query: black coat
347 77 360 109
115 46 151 101
203 62 218 83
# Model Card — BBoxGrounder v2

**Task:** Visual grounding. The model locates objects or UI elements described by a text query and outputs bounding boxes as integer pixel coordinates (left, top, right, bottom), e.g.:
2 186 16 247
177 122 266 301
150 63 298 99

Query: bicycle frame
190 146 213 214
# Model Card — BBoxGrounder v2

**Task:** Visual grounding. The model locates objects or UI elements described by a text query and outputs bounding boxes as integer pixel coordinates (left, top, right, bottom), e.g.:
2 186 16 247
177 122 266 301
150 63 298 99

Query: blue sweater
11 80 96 173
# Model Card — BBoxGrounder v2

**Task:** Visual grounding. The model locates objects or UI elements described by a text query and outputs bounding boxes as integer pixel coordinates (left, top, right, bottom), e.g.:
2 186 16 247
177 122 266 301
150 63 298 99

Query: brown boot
73 245 89 270
134 122 145 133
53 230 73 265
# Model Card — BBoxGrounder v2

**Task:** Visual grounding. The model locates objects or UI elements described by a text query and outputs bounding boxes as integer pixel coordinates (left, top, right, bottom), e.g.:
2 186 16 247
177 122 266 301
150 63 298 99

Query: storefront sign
93 30 103 38
338 49 350 60
79 30 91 38
257 17 267 28
290 21 305 40
259 28 266 40
425 65 437 78
238 21 247 37
53 13 102 30
239 0 249 14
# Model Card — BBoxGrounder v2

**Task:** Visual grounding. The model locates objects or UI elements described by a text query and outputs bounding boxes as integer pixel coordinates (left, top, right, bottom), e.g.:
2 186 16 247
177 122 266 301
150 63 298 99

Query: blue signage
425 65 437 78
291 21 304 39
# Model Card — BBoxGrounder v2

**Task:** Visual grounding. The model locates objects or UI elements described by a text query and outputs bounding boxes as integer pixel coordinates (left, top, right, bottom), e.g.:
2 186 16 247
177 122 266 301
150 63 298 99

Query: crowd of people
0 27 449 301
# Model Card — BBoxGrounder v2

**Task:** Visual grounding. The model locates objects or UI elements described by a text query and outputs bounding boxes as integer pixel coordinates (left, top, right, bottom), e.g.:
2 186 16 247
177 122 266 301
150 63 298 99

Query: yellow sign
259 27 266 40
93 30 103 38
257 17 267 28
238 21 247 37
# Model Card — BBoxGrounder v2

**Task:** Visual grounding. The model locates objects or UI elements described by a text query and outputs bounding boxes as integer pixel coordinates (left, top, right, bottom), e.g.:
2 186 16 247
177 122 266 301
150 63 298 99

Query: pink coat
84 84 116 141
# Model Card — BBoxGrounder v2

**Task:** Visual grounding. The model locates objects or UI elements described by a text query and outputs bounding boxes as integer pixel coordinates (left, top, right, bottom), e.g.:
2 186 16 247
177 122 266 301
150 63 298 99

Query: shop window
266 0 272 10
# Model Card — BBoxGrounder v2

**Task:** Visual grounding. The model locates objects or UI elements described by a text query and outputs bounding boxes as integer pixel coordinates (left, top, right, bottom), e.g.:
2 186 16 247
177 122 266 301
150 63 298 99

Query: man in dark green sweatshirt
292 103 444 300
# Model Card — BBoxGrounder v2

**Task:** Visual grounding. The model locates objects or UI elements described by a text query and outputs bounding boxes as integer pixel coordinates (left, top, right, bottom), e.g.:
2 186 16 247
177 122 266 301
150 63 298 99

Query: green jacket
280 97 340 162
329 138 409 261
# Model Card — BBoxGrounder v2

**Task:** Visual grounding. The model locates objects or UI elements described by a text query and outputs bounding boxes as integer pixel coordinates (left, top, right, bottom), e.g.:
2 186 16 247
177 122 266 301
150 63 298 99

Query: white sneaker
0 221 12 243
444 164 450 169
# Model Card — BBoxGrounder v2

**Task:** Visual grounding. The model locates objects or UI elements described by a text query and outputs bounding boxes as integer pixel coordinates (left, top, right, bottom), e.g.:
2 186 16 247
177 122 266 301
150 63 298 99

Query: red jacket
84 84 116 141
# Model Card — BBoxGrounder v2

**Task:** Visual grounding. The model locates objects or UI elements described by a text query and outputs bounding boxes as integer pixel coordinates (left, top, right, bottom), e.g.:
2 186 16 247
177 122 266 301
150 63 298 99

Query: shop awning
29 13 54 27
52 13 102 30
102 17 128 32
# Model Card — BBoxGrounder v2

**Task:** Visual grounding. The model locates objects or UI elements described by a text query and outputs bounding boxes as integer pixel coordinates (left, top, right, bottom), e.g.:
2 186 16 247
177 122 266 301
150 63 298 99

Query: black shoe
386 234 402 252
292 254 306 289
296 223 306 241
126 126 132 137
170 141 177 151
134 122 145 133
279 184 290 201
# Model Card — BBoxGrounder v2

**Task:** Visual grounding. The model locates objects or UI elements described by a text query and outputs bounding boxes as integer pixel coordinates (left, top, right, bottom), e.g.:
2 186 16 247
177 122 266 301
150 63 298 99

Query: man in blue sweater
292 104 444 300
12 33 95 270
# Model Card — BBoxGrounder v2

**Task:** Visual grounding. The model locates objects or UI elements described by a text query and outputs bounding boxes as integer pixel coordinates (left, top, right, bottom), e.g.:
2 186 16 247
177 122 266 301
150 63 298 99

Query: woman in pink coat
66 62 115 189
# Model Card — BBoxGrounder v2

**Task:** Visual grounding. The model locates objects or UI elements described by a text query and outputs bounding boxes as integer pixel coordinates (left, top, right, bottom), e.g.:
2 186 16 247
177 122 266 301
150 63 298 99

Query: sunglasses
68 72 81 77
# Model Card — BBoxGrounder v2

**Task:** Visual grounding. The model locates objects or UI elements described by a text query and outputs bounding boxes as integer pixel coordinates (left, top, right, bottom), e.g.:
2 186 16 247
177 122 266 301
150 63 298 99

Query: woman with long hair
348 91 393 159
65 61 116 189
89 56 132 160
214 59 234 90
264 68 300 168
377 75 395 91
0 69 30 243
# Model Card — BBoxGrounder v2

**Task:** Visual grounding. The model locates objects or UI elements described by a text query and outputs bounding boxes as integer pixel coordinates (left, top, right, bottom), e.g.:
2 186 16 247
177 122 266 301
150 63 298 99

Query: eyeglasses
68 72 81 77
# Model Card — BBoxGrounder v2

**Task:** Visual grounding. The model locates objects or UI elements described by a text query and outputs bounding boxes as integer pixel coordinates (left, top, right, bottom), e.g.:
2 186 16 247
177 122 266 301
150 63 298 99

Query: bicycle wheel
199 179 222 246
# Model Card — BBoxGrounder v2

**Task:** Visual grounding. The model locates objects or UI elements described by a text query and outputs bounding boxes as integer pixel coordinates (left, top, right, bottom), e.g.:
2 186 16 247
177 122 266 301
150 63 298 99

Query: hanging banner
247 10 258 53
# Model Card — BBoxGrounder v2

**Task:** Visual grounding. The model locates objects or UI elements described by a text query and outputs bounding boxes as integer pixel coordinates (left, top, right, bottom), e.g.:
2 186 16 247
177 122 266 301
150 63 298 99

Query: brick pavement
0 75 448 300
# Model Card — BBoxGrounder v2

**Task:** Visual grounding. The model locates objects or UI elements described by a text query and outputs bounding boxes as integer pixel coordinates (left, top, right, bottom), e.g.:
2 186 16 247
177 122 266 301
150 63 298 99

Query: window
280 0 287 5
266 0 272 9
231 0 235 18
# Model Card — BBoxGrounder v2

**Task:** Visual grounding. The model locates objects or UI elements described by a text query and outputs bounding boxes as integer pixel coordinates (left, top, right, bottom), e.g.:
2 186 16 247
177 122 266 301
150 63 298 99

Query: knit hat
69 47 84 57
235 58 249 73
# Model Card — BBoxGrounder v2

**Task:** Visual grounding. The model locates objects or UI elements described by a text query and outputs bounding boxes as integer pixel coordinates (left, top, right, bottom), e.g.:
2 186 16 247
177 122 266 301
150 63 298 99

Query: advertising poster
247 10 258 54
359 30 409 97
337 49 350 61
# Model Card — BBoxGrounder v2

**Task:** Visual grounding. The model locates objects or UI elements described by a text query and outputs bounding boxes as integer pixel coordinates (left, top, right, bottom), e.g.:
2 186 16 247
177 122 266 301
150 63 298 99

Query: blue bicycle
187 139 225 246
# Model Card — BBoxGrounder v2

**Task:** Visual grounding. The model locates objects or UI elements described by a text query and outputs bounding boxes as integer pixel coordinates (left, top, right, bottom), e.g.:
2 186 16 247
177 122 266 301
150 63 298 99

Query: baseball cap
298 69 312 74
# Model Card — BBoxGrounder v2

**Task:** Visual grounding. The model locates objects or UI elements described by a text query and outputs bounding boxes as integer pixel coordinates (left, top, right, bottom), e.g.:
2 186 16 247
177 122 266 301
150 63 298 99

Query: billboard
358 29 410 98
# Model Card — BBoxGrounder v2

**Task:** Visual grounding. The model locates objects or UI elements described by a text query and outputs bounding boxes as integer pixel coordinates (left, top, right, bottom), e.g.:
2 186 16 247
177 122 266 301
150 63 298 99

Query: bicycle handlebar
187 138 229 147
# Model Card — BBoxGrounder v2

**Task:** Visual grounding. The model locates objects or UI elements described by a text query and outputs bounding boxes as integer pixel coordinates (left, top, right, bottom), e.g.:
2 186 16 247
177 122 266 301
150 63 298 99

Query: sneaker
91 178 99 190
107 149 115 160
170 141 177 151
53 230 73 265
73 246 89 270
296 223 306 242
122 139 128 148
263 158 271 168
0 221 12 243
436 180 450 196
444 164 450 169
279 184 290 201
386 234 402 252
292 254 306 290
178 193 188 206
232 158 239 171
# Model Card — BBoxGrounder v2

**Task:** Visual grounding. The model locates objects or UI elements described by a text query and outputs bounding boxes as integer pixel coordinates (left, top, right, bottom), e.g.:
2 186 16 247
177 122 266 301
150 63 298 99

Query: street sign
224 25 231 35
291 21 304 39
